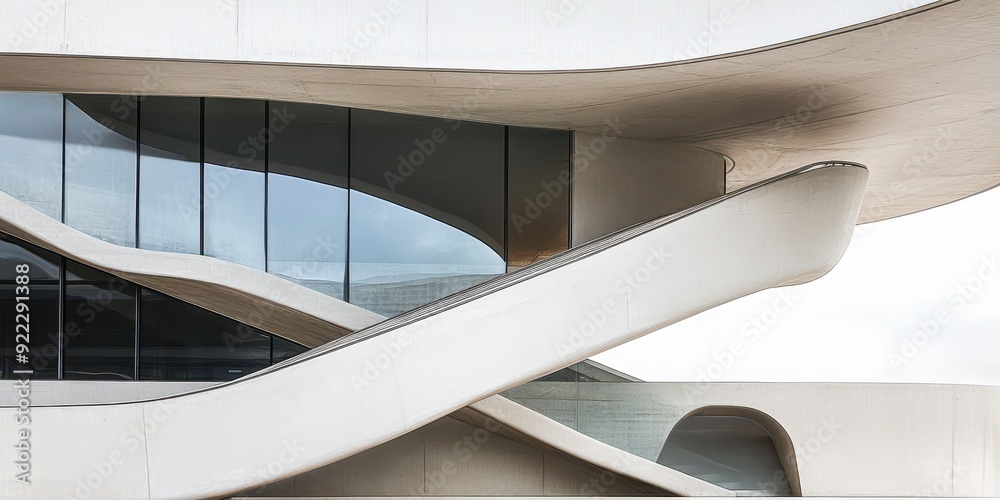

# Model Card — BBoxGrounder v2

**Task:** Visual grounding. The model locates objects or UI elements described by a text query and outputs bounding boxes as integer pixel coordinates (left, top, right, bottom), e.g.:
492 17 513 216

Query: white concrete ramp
0 162 867 499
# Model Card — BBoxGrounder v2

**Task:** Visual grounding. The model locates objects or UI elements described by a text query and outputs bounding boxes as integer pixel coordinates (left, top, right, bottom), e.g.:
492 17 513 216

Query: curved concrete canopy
0 190 383 345
0 0 938 71
0 1 990 224
0 163 867 498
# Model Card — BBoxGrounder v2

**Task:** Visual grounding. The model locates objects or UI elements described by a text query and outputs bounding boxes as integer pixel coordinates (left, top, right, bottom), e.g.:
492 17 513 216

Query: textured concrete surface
505 382 1000 497
0 1 989 224
236 415 668 497
571 133 725 245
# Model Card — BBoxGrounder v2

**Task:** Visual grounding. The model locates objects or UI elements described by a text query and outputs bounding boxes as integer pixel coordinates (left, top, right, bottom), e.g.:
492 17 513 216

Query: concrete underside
0 1 995 223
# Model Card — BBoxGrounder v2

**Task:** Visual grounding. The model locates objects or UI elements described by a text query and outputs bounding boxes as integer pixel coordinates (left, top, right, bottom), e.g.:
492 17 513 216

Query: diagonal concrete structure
0 163 867 498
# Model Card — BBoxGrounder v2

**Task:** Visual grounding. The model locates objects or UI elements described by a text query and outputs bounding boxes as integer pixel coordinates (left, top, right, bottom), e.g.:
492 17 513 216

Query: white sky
594 186 1000 386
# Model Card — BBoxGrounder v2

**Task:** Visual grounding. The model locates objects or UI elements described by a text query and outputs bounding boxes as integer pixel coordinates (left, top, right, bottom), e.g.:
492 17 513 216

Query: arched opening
657 406 801 496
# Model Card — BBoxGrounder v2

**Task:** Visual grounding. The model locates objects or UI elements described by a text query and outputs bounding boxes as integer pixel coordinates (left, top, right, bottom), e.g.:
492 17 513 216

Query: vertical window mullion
61 95 67 224
57 256 65 380
568 130 574 249
134 96 141 249
264 101 270 273
503 125 510 272
200 97 206 256
345 107 352 303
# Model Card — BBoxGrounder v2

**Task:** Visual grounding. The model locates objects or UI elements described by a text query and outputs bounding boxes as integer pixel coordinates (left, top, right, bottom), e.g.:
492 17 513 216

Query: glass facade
204 99 267 269
350 110 506 316
139 289 270 381
63 261 137 380
0 233 60 379
0 92 572 318
267 103 349 299
0 232 306 381
64 94 138 247
0 92 63 219
508 127 571 269
139 96 202 254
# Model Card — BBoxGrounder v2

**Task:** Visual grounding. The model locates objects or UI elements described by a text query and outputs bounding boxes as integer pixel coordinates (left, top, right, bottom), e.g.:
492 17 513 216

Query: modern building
0 1 997 498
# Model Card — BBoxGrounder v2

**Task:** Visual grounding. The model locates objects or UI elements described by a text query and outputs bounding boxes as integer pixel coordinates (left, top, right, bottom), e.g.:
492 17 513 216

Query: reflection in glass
64 95 138 247
0 93 63 219
349 190 505 317
63 261 137 380
267 103 349 299
508 127 571 269
139 97 201 254
349 109 505 315
139 288 270 381
272 336 308 365
350 109 506 255
0 90 579 321
0 234 60 379
204 99 265 269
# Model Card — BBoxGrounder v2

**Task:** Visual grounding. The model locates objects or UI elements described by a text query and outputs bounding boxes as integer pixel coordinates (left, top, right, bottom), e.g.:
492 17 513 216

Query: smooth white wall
571 132 725 245
0 0 939 70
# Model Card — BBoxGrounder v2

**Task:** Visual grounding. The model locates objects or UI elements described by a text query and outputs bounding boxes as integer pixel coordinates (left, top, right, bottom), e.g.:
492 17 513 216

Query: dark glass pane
267 102 348 299
271 336 308 365
0 234 60 379
0 92 63 219
64 94 138 247
659 415 791 495
507 127 571 269
349 109 506 316
139 97 201 254
349 191 505 316
63 261 136 380
203 98 265 269
139 288 270 381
